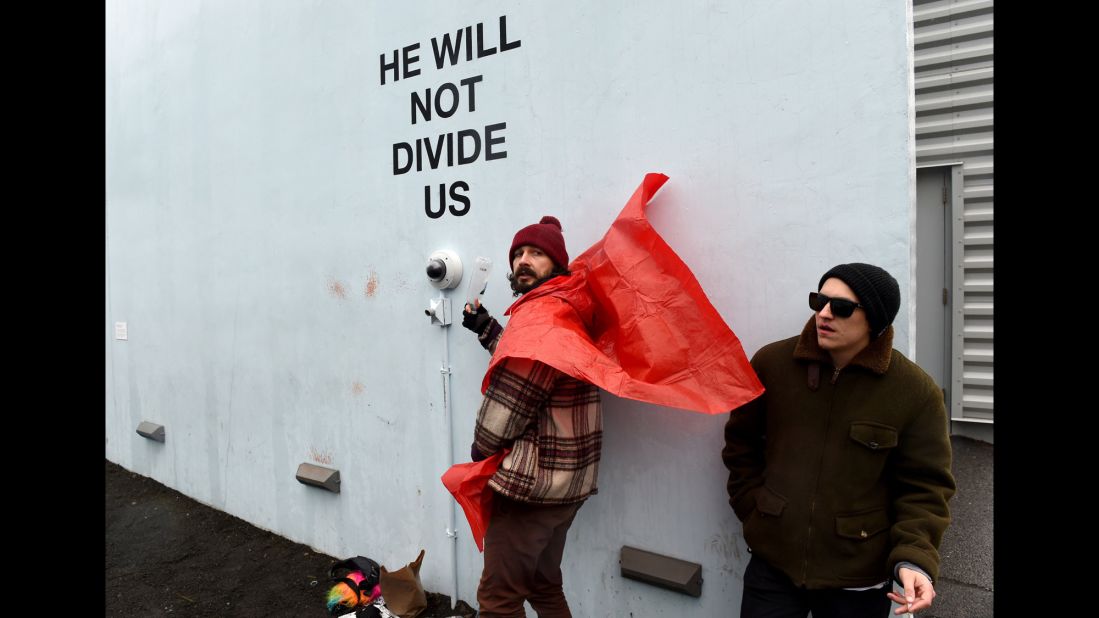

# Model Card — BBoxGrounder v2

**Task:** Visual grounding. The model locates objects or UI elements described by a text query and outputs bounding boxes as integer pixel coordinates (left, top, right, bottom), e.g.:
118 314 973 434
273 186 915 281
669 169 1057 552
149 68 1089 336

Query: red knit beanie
509 216 569 269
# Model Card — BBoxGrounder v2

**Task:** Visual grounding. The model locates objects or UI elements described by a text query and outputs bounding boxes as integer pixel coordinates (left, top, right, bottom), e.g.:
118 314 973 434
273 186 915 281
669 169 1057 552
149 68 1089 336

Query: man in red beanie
460 215 600 618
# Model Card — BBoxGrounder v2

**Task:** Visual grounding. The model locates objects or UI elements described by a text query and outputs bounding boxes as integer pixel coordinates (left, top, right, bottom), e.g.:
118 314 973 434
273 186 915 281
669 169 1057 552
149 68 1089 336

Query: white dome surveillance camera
426 249 463 289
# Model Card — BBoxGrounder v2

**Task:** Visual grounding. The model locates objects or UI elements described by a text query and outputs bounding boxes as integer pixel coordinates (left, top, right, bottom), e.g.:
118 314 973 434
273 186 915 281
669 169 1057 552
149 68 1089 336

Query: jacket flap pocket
849 422 898 451
835 508 890 540
756 485 787 517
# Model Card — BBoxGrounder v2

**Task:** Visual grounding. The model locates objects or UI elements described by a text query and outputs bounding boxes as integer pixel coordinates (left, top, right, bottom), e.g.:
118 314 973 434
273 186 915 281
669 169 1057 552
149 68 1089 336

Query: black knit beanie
818 263 900 339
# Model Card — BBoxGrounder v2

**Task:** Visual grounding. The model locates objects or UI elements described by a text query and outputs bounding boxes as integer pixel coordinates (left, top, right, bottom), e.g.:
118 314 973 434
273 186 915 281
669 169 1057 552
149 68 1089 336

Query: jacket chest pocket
849 422 898 452
844 422 898 489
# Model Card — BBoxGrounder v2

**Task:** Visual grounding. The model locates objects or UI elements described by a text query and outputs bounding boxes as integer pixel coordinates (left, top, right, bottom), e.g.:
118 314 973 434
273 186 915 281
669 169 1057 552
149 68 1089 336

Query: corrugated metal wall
913 0 993 433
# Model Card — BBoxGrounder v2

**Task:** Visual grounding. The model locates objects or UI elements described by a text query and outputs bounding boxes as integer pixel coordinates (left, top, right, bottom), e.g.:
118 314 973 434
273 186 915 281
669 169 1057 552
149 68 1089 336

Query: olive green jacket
722 318 955 589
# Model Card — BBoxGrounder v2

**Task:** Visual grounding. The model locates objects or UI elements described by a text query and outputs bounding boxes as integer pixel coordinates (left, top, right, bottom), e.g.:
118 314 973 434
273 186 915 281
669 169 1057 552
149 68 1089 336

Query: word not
411 75 483 125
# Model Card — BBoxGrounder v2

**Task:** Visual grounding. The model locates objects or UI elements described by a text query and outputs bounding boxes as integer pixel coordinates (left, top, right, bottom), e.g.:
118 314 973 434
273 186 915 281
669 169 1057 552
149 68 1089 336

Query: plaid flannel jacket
474 354 602 505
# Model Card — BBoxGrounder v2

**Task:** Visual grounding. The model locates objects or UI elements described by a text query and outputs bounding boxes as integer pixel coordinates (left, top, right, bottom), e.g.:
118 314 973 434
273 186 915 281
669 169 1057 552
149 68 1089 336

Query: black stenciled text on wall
379 15 522 219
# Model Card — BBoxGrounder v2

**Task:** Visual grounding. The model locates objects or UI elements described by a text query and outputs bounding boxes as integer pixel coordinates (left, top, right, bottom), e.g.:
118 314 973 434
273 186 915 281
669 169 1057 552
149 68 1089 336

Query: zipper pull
830 367 841 384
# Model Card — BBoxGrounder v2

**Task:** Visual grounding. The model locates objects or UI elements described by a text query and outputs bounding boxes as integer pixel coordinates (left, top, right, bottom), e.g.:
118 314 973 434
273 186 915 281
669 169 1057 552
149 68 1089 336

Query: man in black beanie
723 263 955 617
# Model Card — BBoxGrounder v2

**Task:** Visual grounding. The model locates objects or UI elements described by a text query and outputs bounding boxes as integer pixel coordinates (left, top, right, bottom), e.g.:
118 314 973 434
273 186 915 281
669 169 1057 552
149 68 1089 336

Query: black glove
471 443 487 462
462 303 493 336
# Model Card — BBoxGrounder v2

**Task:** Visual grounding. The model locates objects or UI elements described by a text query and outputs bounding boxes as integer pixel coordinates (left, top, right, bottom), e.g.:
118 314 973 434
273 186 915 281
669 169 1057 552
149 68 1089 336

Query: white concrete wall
106 1 914 614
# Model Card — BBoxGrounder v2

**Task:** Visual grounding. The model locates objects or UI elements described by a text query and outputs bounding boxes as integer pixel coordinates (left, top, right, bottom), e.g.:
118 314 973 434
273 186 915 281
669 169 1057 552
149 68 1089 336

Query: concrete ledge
620 545 702 597
136 421 165 443
295 463 341 493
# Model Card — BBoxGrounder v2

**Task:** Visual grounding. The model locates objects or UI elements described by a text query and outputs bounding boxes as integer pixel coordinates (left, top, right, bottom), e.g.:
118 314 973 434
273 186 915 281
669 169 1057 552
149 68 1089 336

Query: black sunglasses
809 292 863 318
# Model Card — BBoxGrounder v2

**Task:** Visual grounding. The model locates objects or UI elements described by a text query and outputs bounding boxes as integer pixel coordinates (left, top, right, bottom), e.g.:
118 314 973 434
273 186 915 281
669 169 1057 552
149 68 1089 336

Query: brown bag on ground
379 549 427 618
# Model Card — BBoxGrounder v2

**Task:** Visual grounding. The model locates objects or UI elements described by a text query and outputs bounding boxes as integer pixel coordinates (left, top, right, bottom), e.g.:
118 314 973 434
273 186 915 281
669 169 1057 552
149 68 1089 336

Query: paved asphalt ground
920 436 994 617
106 435 992 616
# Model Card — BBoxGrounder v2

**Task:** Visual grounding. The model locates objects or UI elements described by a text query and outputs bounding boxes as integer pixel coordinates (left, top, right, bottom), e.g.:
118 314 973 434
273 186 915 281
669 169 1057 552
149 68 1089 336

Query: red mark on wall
328 278 348 299
352 381 365 396
365 270 379 297
309 447 333 465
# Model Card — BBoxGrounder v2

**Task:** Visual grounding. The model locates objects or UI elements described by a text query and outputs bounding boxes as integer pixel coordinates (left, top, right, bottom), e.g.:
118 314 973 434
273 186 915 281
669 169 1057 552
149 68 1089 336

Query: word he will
380 15 521 218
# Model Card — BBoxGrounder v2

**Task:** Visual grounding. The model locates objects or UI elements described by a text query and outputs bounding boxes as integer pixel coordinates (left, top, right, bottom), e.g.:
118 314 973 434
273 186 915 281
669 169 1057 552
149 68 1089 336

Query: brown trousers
476 492 585 618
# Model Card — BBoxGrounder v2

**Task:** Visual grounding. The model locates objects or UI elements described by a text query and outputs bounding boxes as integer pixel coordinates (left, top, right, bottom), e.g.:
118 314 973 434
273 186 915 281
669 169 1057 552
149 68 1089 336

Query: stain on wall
309 447 333 465
365 271 379 297
327 279 348 299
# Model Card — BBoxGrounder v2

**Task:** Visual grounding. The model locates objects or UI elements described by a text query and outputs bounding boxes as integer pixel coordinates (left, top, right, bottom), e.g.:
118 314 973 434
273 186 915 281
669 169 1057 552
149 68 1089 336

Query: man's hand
887 567 935 614
462 301 492 335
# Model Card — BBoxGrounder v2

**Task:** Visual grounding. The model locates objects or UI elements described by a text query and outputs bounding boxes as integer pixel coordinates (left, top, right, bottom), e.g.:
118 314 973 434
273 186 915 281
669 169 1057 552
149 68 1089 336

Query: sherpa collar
792 316 894 375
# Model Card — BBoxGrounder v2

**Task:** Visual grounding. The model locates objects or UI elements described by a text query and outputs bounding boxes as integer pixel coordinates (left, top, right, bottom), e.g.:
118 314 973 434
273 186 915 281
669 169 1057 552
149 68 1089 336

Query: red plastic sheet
443 173 764 551
439 450 508 552
484 173 764 414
